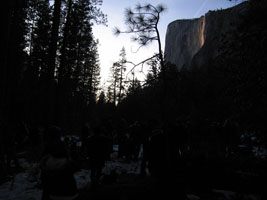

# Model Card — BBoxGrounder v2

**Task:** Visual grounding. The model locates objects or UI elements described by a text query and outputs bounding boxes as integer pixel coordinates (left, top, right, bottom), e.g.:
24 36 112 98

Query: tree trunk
56 0 72 126
46 0 62 124
118 66 123 104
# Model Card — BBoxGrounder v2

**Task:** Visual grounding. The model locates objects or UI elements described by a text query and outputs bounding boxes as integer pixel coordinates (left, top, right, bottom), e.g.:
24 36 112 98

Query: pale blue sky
93 0 243 85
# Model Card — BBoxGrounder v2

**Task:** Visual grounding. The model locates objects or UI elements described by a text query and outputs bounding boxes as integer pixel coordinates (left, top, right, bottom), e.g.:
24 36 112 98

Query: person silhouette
86 123 112 187
40 126 79 200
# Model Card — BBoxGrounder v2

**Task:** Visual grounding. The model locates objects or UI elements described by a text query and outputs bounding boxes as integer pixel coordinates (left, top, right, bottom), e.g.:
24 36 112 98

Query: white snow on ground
74 169 91 189
103 160 141 175
0 158 262 200
0 172 42 200
0 159 141 200
212 190 261 200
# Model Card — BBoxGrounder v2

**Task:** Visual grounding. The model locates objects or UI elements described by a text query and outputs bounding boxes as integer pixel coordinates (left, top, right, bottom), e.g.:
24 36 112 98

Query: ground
0 157 263 200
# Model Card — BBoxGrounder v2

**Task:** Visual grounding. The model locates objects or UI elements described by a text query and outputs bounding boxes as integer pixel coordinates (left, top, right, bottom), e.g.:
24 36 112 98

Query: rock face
164 2 248 71
164 17 205 71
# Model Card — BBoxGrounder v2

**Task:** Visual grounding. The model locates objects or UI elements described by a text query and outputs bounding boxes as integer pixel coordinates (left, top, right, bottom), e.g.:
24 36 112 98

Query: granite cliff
164 2 248 71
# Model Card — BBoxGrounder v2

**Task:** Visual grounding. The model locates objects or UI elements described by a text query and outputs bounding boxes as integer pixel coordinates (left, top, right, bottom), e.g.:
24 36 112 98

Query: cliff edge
164 2 248 71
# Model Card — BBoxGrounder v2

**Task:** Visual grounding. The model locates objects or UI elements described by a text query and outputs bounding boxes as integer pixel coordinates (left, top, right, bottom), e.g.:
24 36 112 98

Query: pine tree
3 0 106 127
97 91 106 105
110 62 119 105
117 47 127 104
114 3 166 73
107 85 114 104
127 71 141 96
2 0 28 122
23 0 52 122
69 0 102 104
108 47 127 105
26 0 51 81
55 0 104 124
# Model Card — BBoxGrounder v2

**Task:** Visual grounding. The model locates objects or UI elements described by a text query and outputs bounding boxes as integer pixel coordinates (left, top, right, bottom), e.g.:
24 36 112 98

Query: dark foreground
0 157 265 200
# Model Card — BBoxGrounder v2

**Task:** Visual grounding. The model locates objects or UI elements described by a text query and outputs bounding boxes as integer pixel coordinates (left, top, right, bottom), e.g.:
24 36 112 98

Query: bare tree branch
125 54 159 79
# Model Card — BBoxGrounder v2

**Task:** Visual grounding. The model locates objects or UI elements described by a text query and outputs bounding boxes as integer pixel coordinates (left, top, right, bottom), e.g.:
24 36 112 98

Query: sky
93 0 243 86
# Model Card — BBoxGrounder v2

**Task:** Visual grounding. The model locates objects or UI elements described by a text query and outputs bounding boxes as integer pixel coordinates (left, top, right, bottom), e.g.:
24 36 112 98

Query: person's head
44 126 61 143
81 123 91 138
49 141 67 158
44 126 67 158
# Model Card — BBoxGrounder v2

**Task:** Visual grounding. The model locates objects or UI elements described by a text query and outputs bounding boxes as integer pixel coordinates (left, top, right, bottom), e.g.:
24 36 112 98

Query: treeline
2 0 267 142
2 0 106 129
115 0 267 146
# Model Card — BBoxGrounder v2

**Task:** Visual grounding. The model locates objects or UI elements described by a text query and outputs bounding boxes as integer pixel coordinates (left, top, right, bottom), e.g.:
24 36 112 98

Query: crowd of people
0 117 243 199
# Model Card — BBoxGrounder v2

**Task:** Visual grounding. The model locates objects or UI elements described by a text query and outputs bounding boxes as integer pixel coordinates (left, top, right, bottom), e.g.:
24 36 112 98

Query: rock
164 2 248 71
165 17 205 71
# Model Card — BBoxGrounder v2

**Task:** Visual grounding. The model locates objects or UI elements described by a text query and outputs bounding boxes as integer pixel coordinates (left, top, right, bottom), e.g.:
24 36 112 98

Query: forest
1 0 267 199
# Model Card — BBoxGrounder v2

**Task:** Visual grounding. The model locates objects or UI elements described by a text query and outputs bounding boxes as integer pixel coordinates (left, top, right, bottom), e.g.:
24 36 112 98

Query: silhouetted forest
1 0 267 199
2 0 106 129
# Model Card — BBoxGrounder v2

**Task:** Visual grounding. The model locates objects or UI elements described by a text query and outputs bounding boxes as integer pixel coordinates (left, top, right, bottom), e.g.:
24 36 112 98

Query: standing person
3 121 22 170
139 121 152 178
80 123 92 168
148 120 187 199
86 123 113 187
166 120 187 199
40 126 79 200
